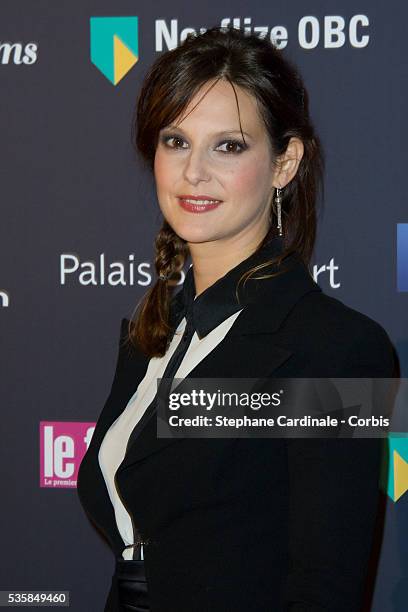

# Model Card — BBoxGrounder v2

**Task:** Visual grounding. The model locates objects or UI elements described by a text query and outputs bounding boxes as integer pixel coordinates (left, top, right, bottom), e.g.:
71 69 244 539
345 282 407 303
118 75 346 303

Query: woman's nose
182 149 211 184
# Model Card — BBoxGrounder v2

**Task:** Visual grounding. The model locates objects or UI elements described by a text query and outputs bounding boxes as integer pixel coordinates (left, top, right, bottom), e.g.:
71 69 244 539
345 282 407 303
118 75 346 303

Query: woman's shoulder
297 290 392 345
286 289 397 377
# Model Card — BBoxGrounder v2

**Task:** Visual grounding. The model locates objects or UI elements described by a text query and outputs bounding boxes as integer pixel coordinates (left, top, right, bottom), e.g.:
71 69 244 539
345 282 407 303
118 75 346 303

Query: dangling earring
275 187 283 236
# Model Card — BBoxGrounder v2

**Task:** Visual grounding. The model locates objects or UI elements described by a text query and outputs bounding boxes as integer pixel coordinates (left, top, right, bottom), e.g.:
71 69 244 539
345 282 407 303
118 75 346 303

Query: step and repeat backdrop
1 1 407 610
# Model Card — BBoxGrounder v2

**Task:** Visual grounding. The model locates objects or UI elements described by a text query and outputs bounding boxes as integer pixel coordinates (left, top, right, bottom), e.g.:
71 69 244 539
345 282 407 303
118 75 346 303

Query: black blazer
77 254 396 612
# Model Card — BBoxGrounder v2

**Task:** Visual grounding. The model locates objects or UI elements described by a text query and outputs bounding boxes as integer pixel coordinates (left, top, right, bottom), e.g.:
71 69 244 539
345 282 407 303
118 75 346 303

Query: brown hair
127 25 324 358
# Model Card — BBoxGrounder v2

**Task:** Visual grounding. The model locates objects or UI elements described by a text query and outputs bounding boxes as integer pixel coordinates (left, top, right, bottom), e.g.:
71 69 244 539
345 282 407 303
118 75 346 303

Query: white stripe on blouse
98 308 243 560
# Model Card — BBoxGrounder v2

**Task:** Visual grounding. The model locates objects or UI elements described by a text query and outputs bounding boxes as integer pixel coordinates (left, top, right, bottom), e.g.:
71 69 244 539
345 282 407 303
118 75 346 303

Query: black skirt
114 558 150 612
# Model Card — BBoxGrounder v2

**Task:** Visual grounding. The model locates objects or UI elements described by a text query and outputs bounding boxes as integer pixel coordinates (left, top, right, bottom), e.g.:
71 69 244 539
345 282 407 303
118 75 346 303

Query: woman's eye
162 135 187 149
216 140 245 154
160 134 246 154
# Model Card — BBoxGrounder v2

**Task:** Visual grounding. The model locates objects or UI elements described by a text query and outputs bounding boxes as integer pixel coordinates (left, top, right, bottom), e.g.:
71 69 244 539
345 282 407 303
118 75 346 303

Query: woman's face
154 78 278 247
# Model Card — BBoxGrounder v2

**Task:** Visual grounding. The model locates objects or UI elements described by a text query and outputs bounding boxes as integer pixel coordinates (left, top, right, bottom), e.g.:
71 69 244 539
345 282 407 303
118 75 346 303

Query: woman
77 26 396 611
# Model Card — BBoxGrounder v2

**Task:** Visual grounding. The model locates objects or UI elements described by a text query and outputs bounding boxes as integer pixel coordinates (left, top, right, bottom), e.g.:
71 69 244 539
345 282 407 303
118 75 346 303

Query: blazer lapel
116 335 294 473
116 256 322 472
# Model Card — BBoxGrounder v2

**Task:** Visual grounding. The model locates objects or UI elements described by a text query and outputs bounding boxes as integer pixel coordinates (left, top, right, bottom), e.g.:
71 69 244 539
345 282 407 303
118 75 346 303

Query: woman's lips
178 197 222 213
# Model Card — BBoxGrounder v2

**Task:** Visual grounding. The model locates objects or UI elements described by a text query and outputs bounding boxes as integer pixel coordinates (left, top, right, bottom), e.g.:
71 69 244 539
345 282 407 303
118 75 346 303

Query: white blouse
98 308 243 560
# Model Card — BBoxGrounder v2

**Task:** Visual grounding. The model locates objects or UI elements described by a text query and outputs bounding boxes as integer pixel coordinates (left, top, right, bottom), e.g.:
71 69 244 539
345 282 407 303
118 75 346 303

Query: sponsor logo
155 15 370 51
40 421 95 488
380 434 408 502
57 253 341 289
397 223 408 292
90 16 139 85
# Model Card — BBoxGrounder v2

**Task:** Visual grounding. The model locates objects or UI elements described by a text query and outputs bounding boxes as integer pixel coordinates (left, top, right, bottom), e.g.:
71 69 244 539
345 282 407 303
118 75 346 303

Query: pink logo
39 421 95 488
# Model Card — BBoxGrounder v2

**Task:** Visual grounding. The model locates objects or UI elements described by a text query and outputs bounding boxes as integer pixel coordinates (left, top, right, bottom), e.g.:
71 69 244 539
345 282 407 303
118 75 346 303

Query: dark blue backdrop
1 2 407 610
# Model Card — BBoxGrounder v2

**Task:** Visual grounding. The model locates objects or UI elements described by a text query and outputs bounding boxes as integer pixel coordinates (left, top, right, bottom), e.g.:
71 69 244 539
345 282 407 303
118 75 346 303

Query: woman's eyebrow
161 125 252 139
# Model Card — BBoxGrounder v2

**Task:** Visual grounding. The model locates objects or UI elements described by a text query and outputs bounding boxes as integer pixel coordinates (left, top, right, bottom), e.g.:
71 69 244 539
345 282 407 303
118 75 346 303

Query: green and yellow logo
380 434 408 502
90 16 139 85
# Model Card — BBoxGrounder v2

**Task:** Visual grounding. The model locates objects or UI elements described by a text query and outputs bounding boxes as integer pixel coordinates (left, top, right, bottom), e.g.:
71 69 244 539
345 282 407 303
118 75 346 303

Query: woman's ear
273 137 304 189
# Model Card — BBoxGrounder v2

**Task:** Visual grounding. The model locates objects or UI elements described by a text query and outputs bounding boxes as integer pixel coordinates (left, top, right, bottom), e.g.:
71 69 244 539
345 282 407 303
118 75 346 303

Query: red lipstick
178 195 223 214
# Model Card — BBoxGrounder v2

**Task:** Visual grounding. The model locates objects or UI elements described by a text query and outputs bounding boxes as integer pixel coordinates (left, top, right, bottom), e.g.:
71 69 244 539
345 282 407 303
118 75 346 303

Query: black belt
115 557 150 612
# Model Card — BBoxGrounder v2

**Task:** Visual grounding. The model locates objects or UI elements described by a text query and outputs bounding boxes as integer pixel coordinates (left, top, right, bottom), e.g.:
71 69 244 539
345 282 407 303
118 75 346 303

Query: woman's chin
169 223 220 244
